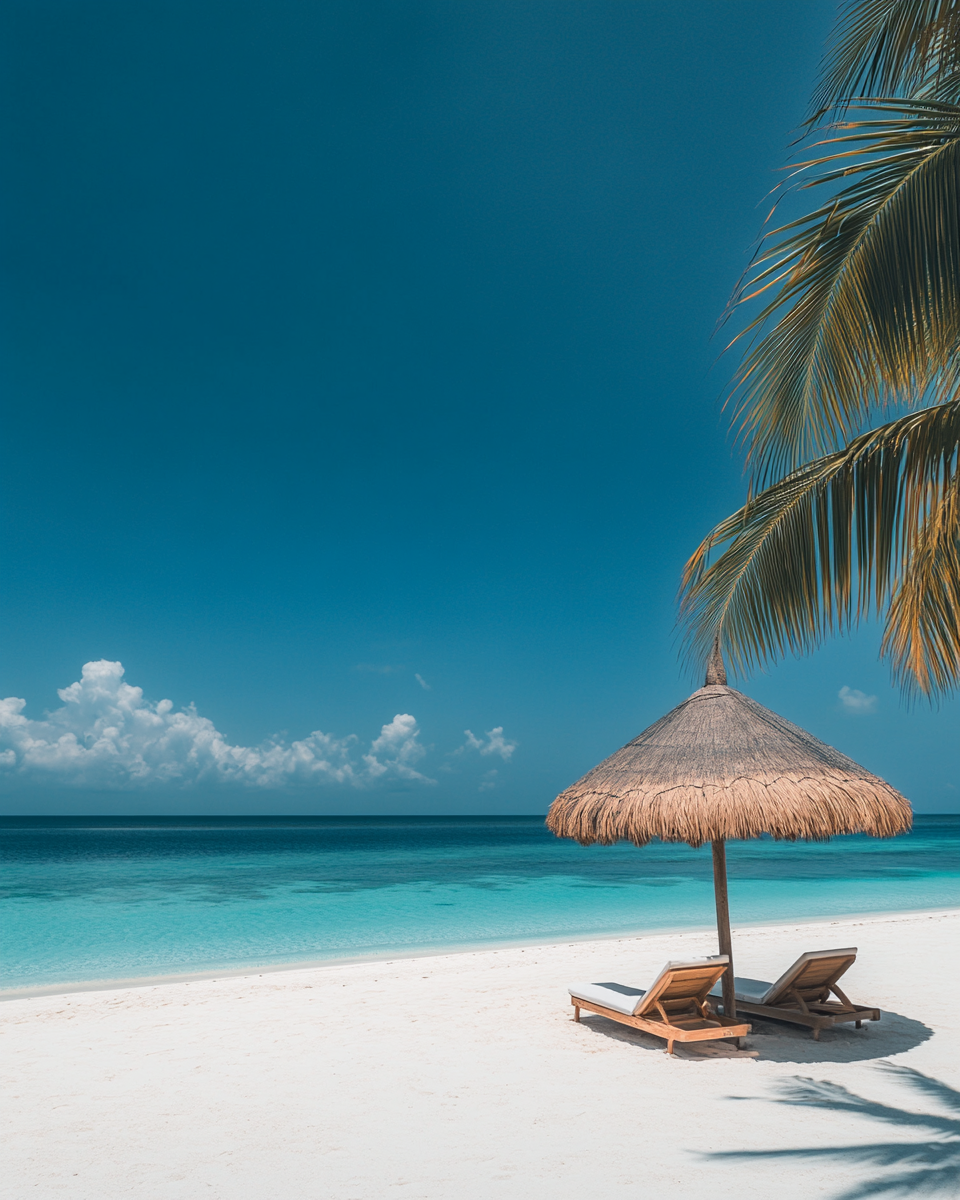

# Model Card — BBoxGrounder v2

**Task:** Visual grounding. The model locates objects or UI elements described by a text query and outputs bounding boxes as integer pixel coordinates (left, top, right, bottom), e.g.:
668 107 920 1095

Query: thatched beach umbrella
546 648 912 1019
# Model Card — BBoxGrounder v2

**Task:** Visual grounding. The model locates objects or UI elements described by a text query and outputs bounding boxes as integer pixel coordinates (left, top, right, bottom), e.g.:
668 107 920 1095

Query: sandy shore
3 909 958 1199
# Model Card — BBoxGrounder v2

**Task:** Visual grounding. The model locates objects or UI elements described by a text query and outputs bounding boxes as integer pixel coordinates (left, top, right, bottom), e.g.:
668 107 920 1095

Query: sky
1 0 957 815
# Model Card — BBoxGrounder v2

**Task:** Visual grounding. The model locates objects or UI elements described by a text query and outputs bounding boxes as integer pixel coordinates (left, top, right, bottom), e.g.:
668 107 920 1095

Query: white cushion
570 957 728 1017
568 981 645 1015
709 977 773 1003
709 948 858 1006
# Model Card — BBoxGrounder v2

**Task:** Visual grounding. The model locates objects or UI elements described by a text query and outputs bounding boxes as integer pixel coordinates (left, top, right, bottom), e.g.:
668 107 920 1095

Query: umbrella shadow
706 1063 960 1197
741 1010 933 1064
575 1009 932 1064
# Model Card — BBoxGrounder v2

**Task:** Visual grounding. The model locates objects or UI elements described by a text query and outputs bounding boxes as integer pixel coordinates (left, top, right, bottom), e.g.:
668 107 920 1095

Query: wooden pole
711 838 736 1019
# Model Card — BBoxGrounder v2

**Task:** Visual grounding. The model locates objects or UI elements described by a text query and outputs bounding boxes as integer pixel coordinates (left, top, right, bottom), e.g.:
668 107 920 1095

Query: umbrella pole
711 839 736 1019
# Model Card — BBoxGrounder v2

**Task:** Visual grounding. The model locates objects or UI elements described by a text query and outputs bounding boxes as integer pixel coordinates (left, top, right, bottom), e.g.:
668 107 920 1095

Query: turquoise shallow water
1 815 957 991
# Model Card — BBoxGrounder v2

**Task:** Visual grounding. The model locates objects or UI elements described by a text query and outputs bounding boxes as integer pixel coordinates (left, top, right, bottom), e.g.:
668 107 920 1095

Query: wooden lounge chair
708 947 880 1040
568 956 751 1055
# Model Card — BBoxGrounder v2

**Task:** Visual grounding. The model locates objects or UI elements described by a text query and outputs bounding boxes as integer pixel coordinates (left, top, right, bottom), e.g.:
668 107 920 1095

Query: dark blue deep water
2 815 957 991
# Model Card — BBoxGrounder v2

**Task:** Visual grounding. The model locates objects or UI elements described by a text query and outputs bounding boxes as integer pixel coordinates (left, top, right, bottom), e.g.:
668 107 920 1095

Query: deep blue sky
2 0 957 814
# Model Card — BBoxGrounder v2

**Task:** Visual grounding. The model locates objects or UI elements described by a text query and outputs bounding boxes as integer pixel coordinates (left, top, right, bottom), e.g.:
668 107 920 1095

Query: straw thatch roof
546 674 912 848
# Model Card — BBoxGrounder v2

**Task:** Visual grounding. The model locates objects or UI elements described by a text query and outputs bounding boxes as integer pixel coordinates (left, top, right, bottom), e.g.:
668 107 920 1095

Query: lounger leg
813 1027 820 1041
856 1020 862 1029
666 1039 675 1056
574 1006 580 1023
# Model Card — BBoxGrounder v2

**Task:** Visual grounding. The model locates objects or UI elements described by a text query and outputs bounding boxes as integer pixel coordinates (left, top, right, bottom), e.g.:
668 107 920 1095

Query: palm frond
882 476 960 695
813 0 960 113
727 99 960 484
680 402 960 692
816 1 960 112
816 0 960 113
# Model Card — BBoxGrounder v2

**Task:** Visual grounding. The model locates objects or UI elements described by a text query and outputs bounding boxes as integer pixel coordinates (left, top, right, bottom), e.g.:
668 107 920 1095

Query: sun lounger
708 947 880 1039
568 956 751 1055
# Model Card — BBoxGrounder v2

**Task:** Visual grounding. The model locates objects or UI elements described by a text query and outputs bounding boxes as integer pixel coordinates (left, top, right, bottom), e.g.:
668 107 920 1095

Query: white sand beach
3 909 958 1200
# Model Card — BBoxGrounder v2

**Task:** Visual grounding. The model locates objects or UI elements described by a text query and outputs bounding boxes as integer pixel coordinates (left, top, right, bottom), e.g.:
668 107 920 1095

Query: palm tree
680 1 960 697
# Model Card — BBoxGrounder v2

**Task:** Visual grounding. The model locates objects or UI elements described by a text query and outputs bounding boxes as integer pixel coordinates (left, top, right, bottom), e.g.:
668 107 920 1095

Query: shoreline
4 902 957 1003
6 908 958 1199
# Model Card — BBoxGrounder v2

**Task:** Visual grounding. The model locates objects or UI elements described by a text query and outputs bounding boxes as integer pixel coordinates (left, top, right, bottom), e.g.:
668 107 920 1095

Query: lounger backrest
632 957 728 1016
761 947 857 1006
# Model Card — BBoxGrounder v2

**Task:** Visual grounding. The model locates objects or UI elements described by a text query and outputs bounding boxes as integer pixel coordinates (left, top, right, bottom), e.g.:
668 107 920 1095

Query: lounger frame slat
570 996 752 1056
729 998 879 1040
712 950 880 1040
762 950 856 1007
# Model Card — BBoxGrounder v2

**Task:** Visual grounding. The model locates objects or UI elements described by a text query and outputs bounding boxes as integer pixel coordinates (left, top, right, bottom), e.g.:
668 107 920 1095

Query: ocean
2 814 958 994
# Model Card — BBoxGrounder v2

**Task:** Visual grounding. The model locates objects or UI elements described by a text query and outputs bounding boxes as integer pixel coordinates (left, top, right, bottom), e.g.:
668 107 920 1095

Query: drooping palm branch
883 481 960 693
727 98 960 483
680 402 960 694
680 4 960 695
813 0 960 113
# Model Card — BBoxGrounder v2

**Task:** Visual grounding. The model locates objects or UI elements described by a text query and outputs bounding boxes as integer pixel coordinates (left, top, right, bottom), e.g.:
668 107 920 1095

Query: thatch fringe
546 684 912 848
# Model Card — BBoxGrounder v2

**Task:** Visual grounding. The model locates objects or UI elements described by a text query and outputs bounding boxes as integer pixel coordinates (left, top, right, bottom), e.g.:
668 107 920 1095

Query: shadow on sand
577 1008 932 1064
733 1009 933 1065
575 1012 750 1058
706 1063 960 1198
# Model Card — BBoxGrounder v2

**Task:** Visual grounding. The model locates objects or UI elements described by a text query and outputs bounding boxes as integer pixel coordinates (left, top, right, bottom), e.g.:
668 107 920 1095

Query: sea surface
2 815 958 993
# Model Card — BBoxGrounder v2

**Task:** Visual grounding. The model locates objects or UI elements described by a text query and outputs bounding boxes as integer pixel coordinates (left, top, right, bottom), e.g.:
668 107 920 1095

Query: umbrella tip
705 637 727 686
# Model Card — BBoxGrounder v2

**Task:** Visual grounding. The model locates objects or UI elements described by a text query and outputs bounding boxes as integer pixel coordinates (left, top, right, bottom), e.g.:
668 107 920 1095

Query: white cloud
362 713 433 782
479 769 498 792
459 726 517 761
838 685 878 714
414 673 431 690
0 660 433 790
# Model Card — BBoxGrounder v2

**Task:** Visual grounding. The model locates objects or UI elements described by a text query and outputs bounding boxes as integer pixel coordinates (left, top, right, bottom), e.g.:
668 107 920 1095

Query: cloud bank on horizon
0 661 516 790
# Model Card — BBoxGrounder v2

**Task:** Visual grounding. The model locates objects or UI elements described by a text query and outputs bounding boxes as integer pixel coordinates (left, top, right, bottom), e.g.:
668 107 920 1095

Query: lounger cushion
568 982 645 1015
709 948 858 1006
708 977 775 1003
569 957 726 1016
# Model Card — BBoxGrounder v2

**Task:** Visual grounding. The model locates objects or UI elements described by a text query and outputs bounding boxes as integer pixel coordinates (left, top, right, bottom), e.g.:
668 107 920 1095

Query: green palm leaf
680 402 960 691
728 99 960 483
813 0 960 112
883 480 960 694
679 3 960 697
